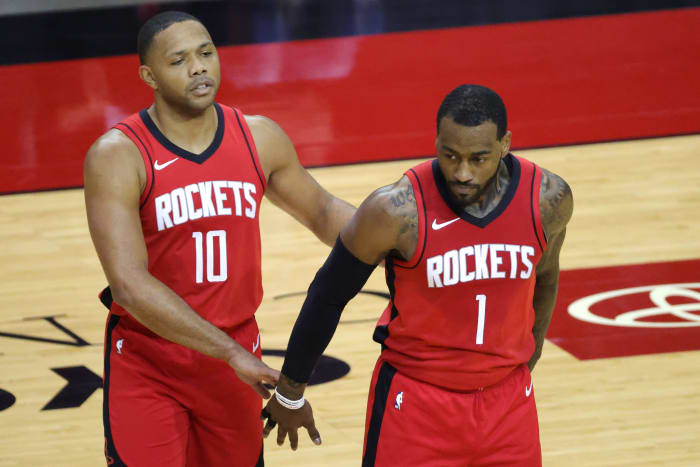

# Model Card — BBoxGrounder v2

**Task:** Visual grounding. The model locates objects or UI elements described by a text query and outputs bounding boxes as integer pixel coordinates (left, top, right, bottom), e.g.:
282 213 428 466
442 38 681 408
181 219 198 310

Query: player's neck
148 100 218 155
463 159 510 218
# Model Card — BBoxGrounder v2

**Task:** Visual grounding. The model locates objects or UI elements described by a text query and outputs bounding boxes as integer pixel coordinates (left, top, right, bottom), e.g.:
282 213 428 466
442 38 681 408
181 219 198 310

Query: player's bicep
340 188 403 265
266 158 330 231
83 137 148 288
535 227 566 286
252 117 333 232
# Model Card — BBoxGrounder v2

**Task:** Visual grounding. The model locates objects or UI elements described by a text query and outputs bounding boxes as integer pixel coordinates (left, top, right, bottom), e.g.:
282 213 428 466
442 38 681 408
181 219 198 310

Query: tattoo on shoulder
390 182 418 259
390 183 415 208
540 168 573 238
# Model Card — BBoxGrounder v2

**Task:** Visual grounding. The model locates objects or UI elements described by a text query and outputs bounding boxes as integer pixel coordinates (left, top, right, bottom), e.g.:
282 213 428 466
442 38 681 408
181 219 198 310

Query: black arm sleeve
281 236 377 384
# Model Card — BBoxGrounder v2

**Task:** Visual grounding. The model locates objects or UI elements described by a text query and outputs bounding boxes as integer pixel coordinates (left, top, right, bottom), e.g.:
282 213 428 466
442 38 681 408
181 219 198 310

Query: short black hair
137 11 202 64
436 84 507 139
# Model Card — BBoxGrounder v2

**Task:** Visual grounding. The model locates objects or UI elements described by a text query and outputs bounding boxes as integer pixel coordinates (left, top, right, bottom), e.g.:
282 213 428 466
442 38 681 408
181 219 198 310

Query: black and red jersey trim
529 165 545 252
114 121 155 210
393 167 428 270
103 314 127 466
362 362 397 467
233 108 266 190
138 104 225 164
431 155 521 228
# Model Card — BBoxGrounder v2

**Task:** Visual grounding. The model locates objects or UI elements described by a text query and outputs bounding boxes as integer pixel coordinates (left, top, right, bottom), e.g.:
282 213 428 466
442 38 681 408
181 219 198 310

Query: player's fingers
305 421 322 446
262 417 277 438
277 426 287 446
263 367 280 386
254 382 272 399
289 428 299 451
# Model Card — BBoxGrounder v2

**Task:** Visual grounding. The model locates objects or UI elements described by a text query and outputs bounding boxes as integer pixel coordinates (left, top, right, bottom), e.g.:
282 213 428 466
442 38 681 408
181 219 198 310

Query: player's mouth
190 78 215 97
450 183 479 196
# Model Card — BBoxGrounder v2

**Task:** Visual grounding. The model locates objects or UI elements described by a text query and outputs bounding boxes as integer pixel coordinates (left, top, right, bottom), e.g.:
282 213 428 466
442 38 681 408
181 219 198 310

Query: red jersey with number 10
109 104 266 331
374 155 547 391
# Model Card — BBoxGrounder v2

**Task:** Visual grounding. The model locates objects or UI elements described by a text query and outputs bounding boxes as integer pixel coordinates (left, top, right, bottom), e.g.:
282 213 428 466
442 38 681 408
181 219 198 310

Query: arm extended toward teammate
528 169 573 371
84 131 279 397
261 177 418 450
246 115 356 247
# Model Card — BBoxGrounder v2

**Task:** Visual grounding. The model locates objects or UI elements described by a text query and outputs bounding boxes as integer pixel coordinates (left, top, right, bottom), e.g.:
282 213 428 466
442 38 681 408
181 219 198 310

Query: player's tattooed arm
529 168 573 372
539 168 573 242
391 178 419 261
340 175 419 265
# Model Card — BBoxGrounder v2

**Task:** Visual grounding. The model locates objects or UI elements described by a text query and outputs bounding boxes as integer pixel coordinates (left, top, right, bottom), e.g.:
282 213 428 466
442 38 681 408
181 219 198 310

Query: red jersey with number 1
109 104 266 331
374 154 547 391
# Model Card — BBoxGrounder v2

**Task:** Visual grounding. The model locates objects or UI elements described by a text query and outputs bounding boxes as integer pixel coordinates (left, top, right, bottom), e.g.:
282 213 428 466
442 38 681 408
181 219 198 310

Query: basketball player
83 11 354 467
262 84 573 466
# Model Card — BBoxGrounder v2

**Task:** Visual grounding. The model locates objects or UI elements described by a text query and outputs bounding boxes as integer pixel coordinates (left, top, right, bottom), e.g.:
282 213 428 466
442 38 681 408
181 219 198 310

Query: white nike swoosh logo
431 217 460 230
154 158 178 170
252 333 260 353
525 379 533 397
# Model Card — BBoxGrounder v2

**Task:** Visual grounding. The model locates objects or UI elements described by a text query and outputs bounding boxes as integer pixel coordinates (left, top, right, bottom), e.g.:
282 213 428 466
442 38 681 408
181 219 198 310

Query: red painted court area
1 8 699 193
547 259 700 360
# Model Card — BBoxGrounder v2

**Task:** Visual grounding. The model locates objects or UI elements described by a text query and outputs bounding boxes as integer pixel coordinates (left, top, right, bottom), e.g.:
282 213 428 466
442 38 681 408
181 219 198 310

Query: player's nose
189 56 207 76
453 160 472 182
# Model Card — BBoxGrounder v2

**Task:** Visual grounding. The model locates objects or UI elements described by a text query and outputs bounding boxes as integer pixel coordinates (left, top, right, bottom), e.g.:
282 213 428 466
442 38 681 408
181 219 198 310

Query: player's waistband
378 350 523 393
109 309 258 343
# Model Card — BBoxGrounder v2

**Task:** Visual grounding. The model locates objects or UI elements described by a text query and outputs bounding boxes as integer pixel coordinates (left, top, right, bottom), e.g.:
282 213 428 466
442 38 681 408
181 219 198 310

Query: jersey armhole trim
393 168 427 269
233 108 267 192
530 164 546 253
114 122 154 210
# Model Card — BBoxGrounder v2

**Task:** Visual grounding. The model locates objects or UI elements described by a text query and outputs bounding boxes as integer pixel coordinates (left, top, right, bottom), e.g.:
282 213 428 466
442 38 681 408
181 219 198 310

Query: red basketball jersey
374 155 547 391
109 104 266 330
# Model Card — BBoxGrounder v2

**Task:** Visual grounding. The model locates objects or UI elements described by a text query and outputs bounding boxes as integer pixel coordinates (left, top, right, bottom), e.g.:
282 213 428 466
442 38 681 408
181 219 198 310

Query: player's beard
448 161 504 209
158 83 218 118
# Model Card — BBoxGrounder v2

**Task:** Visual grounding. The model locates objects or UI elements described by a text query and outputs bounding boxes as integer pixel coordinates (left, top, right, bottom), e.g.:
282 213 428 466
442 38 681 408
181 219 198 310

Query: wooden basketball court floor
0 133 699 466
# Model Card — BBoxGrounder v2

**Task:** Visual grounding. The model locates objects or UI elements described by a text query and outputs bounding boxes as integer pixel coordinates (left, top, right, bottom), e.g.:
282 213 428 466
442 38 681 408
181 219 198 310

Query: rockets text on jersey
426 243 535 288
154 180 258 231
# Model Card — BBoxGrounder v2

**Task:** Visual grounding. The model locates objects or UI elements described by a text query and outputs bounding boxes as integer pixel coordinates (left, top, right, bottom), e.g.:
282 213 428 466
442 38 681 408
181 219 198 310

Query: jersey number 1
475 294 486 345
192 230 227 283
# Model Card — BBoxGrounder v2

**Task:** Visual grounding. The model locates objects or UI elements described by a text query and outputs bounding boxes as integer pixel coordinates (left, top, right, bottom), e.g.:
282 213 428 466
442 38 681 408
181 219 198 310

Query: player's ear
500 130 512 157
139 65 158 91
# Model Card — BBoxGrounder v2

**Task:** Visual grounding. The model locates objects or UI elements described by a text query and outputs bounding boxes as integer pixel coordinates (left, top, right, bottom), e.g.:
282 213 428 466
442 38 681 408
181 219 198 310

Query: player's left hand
261 396 321 450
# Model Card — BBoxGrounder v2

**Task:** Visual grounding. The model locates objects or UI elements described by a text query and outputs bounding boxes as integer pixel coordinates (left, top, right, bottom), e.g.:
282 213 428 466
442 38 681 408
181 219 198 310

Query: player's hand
262 396 321 450
227 350 279 399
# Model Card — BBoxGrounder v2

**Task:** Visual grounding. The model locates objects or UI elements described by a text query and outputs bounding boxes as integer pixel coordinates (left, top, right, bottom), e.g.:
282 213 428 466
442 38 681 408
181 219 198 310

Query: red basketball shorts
102 313 264 467
362 358 541 467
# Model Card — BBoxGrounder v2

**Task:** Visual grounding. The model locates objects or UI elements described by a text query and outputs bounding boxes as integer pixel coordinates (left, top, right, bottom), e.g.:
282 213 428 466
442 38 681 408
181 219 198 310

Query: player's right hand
262 395 321 450
227 351 280 399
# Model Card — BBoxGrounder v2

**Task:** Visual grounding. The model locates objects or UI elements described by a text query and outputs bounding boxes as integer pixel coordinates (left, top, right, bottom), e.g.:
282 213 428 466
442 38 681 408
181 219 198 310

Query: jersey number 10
192 230 227 283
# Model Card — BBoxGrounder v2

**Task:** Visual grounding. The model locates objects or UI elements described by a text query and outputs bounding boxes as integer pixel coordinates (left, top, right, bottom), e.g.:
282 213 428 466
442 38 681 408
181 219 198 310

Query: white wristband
275 388 305 410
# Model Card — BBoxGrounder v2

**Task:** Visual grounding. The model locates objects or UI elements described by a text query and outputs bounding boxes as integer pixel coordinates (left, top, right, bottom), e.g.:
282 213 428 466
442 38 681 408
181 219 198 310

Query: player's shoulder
538 166 573 238
243 114 281 133
243 114 288 148
84 128 142 177
359 175 416 229
343 175 418 263
242 114 293 172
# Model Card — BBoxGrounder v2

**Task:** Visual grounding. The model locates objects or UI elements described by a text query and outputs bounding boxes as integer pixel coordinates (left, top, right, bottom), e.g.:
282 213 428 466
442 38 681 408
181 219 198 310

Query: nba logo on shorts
116 339 124 355
394 391 403 410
